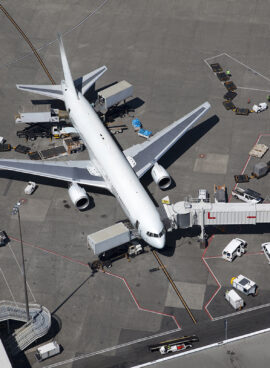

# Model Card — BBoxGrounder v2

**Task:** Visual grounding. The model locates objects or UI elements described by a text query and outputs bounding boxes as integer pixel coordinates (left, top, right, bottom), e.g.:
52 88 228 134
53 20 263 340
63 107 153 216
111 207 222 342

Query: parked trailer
17 124 52 140
15 104 69 124
35 341 60 362
87 222 136 255
225 289 244 310
96 81 133 114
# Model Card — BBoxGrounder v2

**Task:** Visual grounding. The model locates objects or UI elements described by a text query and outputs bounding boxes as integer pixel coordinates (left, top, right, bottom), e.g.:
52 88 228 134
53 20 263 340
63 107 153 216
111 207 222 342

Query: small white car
24 181 37 195
252 102 268 113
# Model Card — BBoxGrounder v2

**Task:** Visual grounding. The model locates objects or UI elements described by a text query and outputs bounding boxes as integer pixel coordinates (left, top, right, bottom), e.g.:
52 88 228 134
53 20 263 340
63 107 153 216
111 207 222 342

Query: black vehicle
17 124 52 141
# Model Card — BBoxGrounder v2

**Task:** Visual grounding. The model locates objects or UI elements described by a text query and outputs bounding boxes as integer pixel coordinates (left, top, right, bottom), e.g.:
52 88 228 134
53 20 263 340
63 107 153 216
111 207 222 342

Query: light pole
12 201 30 321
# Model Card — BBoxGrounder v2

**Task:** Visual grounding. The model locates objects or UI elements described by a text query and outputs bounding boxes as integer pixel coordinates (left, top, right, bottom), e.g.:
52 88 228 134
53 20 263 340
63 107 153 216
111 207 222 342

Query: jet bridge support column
197 208 207 249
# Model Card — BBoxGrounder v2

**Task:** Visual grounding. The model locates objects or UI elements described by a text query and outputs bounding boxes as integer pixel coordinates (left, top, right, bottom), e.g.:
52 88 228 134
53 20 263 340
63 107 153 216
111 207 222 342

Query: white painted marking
8 244 36 302
238 86 270 93
212 302 270 321
43 328 180 368
132 327 270 367
0 267 17 306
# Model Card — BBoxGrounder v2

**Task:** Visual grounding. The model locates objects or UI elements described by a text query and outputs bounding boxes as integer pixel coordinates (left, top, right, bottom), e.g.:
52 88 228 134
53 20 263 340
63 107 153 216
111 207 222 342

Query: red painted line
104 270 181 329
9 236 181 329
202 133 270 320
9 236 89 267
207 212 216 220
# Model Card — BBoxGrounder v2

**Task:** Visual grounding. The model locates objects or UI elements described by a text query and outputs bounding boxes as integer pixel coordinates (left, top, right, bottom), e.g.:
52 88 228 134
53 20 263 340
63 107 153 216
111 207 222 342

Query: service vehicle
51 125 77 138
232 187 263 203
17 124 52 140
128 244 143 257
231 274 258 296
149 335 199 352
222 238 247 262
261 242 270 264
35 341 60 362
159 342 192 355
0 231 8 246
214 184 227 203
225 289 244 310
24 181 37 195
252 102 268 113
198 189 209 202
15 104 68 124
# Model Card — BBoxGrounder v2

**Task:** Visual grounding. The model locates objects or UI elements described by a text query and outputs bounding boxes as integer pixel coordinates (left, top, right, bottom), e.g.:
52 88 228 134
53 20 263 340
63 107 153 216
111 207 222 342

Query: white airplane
0 35 210 249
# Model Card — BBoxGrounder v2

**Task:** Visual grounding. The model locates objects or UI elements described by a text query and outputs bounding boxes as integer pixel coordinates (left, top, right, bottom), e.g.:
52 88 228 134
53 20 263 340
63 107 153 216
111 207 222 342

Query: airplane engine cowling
68 183 89 210
151 163 171 190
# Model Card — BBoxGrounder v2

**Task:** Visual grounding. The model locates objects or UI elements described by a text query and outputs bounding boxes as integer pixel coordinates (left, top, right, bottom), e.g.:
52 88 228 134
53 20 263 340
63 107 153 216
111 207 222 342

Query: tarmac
0 0 270 367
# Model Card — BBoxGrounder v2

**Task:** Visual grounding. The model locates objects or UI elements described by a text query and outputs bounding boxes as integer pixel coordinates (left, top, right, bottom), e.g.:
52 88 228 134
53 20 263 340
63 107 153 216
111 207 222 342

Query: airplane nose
150 234 166 249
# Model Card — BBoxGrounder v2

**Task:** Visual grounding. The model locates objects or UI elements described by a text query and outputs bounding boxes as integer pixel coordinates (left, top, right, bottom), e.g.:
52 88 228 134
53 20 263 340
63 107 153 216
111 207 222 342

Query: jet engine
151 163 171 190
68 182 89 210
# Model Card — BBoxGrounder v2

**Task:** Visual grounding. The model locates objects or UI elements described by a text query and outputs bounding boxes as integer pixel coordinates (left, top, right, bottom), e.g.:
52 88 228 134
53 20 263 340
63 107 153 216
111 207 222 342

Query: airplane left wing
123 102 210 178
0 159 108 189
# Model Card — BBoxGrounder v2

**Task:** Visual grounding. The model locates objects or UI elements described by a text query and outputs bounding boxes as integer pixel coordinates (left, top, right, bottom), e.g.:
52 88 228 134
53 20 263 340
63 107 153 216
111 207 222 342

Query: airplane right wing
123 102 211 178
0 159 108 189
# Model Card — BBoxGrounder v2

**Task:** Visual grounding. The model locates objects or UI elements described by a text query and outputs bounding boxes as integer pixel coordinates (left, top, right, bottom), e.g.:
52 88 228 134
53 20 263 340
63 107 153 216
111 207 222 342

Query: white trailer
35 341 60 362
96 81 133 114
87 222 136 255
231 274 258 296
261 242 270 264
15 104 69 124
225 289 244 310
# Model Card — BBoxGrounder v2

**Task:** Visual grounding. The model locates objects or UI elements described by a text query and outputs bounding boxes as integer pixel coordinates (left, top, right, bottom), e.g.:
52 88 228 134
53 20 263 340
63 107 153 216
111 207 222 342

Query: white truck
159 342 192 355
51 126 77 138
261 242 270 264
225 289 244 310
222 238 247 262
35 341 60 362
231 187 263 203
231 274 258 296
15 104 69 124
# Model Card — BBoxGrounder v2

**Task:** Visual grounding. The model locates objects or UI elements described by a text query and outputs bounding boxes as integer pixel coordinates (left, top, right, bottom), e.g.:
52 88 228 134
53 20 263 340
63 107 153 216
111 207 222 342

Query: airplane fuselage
62 81 165 249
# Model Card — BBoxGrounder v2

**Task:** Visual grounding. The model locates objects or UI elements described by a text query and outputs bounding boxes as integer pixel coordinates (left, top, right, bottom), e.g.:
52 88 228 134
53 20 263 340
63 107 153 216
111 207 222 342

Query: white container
225 289 244 310
97 81 133 110
222 238 247 262
35 341 60 361
87 222 134 255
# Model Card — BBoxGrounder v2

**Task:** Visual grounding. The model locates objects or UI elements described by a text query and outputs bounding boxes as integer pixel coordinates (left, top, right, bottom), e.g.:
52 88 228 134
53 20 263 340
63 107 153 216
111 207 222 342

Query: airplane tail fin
17 34 107 99
74 66 107 95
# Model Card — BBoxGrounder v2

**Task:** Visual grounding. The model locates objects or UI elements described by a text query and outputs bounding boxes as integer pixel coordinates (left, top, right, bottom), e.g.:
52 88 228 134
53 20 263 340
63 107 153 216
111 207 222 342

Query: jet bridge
162 196 270 247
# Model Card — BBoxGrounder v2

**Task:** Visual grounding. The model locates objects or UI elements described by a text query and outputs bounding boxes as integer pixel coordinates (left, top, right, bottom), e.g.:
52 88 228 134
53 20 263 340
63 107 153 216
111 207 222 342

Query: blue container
132 118 142 129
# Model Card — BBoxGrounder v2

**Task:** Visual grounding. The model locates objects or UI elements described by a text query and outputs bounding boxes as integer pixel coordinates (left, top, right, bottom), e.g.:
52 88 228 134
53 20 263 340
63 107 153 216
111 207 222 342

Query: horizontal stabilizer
16 84 64 101
74 66 107 95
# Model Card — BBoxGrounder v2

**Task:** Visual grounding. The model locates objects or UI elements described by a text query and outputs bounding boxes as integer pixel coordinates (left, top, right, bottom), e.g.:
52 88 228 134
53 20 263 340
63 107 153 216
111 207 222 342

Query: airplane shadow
141 114 220 205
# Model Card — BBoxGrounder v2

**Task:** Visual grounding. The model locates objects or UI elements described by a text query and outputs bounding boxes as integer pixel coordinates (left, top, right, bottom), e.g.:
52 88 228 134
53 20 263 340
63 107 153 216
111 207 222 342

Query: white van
222 238 247 262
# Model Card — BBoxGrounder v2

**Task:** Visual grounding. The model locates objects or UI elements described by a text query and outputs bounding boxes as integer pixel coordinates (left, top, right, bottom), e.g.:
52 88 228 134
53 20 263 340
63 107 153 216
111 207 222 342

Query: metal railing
0 300 51 355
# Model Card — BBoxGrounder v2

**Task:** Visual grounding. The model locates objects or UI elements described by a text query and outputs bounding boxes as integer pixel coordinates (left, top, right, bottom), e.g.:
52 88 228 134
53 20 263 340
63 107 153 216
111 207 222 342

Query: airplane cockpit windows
146 228 165 238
